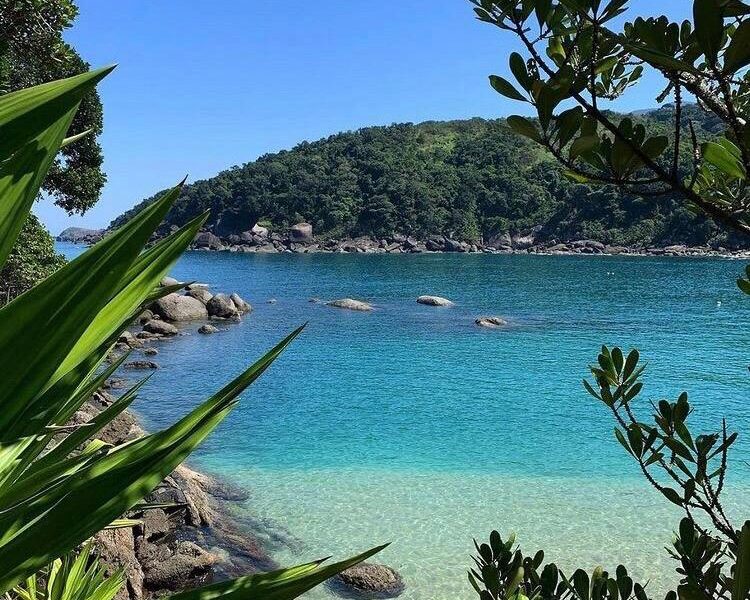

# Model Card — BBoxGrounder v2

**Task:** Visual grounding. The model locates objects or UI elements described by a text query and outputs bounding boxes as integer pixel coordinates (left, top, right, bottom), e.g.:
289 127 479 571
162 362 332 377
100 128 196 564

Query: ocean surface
59 244 750 599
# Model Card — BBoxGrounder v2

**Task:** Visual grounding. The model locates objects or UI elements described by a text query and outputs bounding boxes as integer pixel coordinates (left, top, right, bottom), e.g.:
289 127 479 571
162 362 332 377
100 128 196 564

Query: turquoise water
59 245 750 599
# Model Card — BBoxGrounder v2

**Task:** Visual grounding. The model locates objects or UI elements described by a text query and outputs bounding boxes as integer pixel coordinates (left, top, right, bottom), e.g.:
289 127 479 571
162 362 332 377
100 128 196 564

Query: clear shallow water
59 245 750 599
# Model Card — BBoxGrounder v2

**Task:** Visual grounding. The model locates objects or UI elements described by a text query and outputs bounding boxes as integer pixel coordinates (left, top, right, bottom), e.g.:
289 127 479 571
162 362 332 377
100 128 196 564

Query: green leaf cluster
0 68 382 600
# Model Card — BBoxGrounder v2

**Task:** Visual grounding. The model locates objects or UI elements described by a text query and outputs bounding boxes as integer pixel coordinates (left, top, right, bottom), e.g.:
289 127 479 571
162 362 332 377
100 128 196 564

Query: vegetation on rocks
110 106 739 250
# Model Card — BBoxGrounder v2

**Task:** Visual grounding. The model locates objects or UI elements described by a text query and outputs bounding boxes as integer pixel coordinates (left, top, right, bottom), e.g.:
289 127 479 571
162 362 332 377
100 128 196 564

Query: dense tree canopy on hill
112 106 738 248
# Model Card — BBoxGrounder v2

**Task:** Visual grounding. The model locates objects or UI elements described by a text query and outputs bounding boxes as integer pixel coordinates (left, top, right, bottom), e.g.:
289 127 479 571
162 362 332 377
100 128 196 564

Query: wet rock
207 293 239 319
326 298 373 311
289 222 313 243
125 360 159 370
416 295 454 307
333 563 405 598
143 319 178 336
475 316 508 328
152 293 208 322
230 292 252 314
186 288 213 305
198 324 219 335
143 347 158 356
137 330 163 339
137 309 154 325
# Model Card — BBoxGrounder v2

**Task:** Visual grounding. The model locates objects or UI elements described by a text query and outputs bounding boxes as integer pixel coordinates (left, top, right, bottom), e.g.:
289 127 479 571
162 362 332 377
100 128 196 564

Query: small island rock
475 316 508 328
334 562 405 598
326 298 373 311
152 293 208 322
416 295 454 307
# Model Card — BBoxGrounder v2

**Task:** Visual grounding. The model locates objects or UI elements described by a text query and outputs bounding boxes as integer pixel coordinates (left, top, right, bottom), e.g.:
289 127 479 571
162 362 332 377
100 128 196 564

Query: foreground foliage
0 68 381 598
468 1 750 600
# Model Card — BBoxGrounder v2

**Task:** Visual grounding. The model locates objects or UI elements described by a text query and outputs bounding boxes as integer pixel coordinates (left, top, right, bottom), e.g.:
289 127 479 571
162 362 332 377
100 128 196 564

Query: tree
0 0 106 214
467 1 750 599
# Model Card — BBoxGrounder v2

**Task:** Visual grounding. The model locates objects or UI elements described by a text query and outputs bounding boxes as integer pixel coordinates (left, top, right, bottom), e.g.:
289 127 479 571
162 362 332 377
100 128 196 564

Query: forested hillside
111 105 740 248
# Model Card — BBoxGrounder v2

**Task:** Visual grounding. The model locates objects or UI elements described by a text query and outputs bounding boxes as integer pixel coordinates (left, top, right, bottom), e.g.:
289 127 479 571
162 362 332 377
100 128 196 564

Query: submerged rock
326 298 373 311
198 324 219 335
334 563 405 598
124 360 159 370
152 293 208 321
475 316 508 328
416 295 454 307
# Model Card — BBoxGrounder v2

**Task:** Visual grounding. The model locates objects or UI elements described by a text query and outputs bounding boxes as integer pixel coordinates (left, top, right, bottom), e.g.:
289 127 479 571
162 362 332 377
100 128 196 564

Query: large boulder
143 319 179 336
326 298 373 311
289 222 313 242
186 288 213 305
207 293 239 319
416 295 454 307
230 292 252 314
475 316 508 328
487 232 512 249
152 293 208 321
333 563 405 598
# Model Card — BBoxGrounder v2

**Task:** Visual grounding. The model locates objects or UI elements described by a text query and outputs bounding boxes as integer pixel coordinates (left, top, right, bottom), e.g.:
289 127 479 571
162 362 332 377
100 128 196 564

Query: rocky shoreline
186 225 750 259
95 277 406 600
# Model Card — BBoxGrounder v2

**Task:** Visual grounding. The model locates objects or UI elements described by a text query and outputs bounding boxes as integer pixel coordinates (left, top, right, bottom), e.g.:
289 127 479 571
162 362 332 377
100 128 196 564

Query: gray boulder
198 324 219 335
207 293 239 319
143 319 179 336
289 222 313 242
152 293 208 321
186 288 213 305
251 223 269 237
334 563 405 598
160 276 181 287
193 231 223 250
118 330 143 349
326 298 373 311
416 295 454 307
230 292 252 313
475 316 508 328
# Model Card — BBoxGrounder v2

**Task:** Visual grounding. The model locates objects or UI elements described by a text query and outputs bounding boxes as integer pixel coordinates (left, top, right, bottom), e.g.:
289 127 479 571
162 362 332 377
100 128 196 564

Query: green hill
111 106 739 248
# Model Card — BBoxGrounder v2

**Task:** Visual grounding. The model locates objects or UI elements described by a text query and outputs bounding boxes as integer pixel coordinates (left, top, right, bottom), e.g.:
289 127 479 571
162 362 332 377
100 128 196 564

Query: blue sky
38 0 691 233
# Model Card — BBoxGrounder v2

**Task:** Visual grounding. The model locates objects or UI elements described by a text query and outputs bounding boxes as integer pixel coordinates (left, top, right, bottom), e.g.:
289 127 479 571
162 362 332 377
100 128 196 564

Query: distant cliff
57 227 104 244
110 107 745 249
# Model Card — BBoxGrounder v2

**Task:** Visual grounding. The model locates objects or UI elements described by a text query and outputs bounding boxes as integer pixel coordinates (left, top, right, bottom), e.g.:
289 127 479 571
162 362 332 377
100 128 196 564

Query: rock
444 238 465 252
137 309 154 325
152 293 208 322
137 331 163 339
142 541 216 591
326 298 373 311
141 509 170 542
334 563 405 598
251 223 269 237
94 528 144 600
267 298 277 304
124 360 159 370
119 330 143 349
475 316 508 328
289 222 313 243
416 295 454 307
143 347 159 356
230 292 252 314
57 226 104 244
425 237 445 251
487 232 512 249
193 231 223 250
198 324 219 335
206 293 239 319
186 288 213 305
512 232 536 249
160 276 181 288
143 319 178 336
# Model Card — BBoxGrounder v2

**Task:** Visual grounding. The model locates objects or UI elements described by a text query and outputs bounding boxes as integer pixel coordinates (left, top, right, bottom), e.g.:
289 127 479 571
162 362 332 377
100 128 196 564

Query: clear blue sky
37 0 691 234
